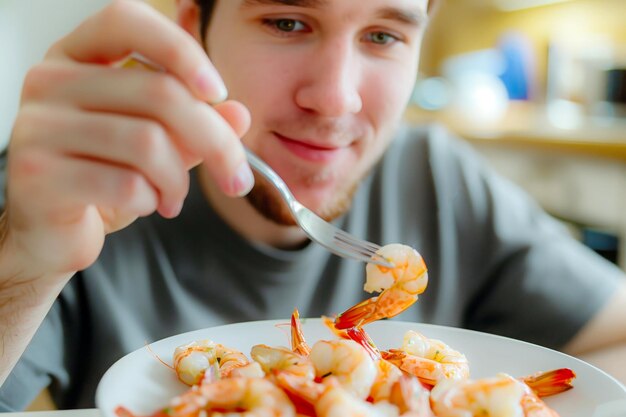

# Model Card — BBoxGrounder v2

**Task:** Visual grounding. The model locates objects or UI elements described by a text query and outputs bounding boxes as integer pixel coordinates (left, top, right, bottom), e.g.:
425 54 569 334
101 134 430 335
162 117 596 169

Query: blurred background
1 0 625 272
412 0 626 272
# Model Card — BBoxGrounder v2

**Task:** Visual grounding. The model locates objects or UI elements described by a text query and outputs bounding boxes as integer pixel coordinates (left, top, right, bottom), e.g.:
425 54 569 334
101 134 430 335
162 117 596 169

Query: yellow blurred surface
421 0 626 84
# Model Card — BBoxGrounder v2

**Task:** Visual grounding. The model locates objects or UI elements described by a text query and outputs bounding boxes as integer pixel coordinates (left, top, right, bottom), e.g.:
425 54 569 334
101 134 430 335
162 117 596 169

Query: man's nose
294 41 363 117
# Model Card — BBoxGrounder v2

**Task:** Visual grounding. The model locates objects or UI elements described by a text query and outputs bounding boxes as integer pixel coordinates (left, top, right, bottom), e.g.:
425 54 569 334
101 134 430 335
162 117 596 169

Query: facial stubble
245 171 360 226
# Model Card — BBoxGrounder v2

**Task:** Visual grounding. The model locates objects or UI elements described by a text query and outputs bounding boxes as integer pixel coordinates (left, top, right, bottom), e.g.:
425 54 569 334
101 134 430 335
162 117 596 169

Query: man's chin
245 181 296 226
245 178 357 226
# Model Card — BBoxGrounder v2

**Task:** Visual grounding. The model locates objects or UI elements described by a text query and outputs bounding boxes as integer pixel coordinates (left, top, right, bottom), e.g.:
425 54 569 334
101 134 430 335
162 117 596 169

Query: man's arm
0 0 250 392
564 281 626 384
0 211 71 386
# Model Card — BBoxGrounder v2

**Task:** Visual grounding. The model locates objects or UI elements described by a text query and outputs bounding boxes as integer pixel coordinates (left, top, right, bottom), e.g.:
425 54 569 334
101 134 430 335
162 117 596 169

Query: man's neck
198 166 309 249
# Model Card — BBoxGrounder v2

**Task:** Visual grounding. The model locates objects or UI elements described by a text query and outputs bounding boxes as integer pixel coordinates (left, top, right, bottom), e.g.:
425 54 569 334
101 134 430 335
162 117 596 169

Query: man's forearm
0 267 70 386
577 344 626 387
0 212 72 386
563 284 626 387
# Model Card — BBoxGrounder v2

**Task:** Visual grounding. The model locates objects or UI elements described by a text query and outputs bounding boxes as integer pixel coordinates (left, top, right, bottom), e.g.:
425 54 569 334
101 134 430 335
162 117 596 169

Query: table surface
3 410 99 417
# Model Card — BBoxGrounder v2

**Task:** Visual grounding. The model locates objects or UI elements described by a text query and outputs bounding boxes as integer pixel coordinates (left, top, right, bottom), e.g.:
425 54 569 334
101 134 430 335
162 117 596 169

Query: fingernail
230 163 254 197
159 201 183 219
170 201 184 217
196 65 228 103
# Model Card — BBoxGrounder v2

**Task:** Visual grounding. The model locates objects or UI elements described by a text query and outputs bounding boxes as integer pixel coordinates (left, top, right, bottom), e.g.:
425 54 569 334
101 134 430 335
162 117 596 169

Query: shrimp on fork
335 244 428 329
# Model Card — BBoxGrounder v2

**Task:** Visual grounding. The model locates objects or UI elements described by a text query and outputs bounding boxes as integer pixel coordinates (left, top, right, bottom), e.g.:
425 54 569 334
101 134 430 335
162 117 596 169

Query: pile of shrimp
115 244 576 417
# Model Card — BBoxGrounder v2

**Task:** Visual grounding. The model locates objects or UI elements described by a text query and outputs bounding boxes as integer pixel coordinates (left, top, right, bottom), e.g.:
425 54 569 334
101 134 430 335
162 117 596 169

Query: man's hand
3 0 253 278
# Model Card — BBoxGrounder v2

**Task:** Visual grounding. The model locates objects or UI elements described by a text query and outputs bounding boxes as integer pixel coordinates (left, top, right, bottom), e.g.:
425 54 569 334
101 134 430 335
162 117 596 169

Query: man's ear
176 0 202 42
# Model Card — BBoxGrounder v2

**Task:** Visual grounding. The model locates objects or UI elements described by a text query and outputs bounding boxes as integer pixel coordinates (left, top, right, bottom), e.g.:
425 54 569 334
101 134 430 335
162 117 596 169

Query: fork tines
333 232 393 268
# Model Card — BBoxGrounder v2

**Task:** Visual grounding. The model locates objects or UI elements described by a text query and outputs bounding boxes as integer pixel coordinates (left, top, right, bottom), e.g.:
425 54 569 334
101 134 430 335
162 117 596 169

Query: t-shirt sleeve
428 126 624 349
0 301 69 411
464 174 622 348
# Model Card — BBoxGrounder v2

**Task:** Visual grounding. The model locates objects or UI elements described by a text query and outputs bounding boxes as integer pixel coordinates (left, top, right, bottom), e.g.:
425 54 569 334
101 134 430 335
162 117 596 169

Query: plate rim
96 318 626 416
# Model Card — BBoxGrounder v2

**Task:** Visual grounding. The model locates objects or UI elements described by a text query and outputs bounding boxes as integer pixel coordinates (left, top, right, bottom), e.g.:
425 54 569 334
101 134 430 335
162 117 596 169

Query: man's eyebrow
239 1 428 27
241 0 328 8
376 7 428 27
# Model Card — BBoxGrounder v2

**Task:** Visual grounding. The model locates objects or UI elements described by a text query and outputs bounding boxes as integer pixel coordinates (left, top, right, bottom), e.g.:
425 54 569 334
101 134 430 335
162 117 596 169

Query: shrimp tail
380 349 408 369
381 349 439 387
334 297 384 329
322 316 350 339
291 308 311 356
346 327 382 361
335 290 418 330
520 368 576 397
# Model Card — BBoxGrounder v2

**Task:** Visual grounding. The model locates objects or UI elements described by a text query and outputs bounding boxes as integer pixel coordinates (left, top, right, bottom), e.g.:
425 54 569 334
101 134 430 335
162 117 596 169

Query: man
0 0 625 410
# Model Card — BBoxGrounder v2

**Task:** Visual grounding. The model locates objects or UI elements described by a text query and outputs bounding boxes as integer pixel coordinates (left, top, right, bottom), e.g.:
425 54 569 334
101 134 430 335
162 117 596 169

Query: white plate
96 319 626 417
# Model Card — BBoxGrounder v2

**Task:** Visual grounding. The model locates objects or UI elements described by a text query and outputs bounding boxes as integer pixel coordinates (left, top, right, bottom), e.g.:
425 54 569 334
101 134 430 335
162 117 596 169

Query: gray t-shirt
0 124 622 410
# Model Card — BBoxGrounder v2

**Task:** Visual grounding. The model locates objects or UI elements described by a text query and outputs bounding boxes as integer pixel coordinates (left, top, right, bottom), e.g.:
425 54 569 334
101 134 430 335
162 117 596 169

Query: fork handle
244 148 298 212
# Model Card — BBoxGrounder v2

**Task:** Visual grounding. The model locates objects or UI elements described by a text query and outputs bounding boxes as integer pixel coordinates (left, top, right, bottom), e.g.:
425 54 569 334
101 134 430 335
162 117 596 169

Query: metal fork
245 149 394 268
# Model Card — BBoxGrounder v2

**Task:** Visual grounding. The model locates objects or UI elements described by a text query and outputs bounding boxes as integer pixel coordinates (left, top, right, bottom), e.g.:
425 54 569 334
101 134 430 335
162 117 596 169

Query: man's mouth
273 132 349 163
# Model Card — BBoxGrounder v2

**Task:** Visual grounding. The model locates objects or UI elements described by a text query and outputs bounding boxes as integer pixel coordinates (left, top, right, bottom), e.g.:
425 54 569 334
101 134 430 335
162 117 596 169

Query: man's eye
265 18 306 33
366 31 398 45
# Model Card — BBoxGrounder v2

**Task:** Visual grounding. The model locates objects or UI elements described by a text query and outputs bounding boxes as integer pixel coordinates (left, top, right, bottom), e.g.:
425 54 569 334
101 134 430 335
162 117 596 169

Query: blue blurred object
582 228 619 265
411 77 451 111
498 32 535 100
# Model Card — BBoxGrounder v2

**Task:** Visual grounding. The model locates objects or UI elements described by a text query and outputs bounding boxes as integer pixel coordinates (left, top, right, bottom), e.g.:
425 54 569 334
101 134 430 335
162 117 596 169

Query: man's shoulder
391 122 470 155
385 122 481 172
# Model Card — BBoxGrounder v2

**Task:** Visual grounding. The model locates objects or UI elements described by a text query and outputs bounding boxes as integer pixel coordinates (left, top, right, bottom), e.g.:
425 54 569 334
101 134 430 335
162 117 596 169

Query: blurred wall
0 0 112 150
420 0 626 95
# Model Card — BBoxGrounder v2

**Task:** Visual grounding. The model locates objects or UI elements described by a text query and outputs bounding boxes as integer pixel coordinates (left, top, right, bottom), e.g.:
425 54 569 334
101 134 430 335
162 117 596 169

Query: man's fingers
213 101 252 138
10 150 159 218
46 0 226 103
209 101 255 196
15 105 189 218
24 64 253 197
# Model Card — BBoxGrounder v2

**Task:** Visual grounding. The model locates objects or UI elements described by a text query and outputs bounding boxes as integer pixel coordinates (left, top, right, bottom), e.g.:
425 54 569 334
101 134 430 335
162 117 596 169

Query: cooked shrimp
228 361 266 379
291 308 311 356
309 338 378 400
276 374 399 417
173 340 250 386
430 375 525 417
345 326 404 403
346 327 433 417
315 377 402 417
381 330 469 387
430 372 562 417
250 344 316 381
335 244 428 329
388 375 434 417
116 376 296 417
381 332 469 388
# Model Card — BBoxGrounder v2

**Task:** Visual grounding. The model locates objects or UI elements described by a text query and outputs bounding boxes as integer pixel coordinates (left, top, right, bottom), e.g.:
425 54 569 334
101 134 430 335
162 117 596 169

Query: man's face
206 0 428 224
